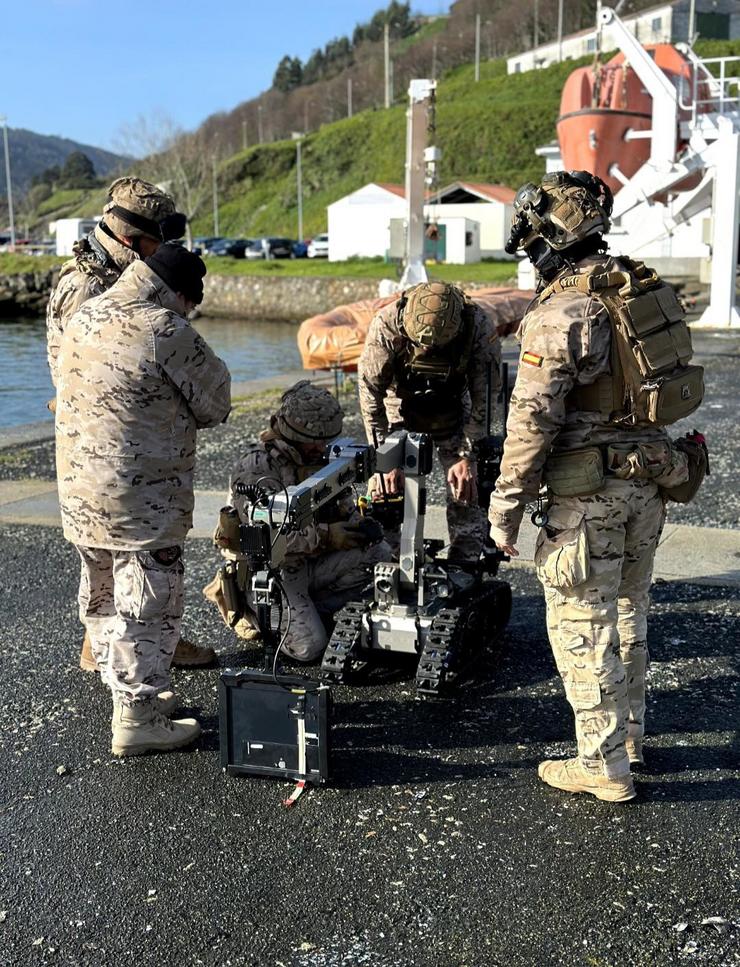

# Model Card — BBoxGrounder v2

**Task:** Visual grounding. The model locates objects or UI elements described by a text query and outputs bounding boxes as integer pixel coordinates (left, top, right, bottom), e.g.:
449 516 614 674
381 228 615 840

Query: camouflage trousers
76 545 184 705
534 478 664 778
269 541 391 662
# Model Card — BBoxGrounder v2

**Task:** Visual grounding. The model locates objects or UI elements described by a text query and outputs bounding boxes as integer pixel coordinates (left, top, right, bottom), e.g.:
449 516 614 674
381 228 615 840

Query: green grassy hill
200 55 586 239
187 37 740 239
28 39 740 241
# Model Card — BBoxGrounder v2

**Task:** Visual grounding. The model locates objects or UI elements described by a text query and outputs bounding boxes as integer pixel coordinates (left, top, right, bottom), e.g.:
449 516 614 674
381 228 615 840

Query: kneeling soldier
210 381 390 663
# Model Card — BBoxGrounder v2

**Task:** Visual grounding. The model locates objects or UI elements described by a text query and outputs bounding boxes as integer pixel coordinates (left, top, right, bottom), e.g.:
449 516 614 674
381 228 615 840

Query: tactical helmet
506 170 613 256
401 282 465 348
272 380 343 444
103 177 186 242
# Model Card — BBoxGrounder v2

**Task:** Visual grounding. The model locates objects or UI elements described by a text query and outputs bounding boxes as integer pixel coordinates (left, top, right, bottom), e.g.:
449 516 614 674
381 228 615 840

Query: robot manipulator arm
233 438 377 574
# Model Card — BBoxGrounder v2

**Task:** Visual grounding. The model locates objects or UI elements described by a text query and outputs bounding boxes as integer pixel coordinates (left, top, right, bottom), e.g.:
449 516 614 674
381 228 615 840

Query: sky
1 0 445 152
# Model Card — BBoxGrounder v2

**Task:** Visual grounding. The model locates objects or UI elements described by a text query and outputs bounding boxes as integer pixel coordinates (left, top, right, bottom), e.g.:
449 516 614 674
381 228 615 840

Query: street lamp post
0 116 16 251
384 22 391 108
475 13 481 82
292 132 303 242
212 157 219 236
557 0 564 62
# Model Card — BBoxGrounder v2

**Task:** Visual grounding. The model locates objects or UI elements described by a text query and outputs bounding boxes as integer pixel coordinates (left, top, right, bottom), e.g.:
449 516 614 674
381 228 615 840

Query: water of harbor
0 316 303 429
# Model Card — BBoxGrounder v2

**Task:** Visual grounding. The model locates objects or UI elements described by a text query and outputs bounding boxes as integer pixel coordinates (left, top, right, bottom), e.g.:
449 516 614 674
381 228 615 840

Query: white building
51 217 100 256
425 181 515 258
327 183 406 262
507 0 740 74
328 180 515 263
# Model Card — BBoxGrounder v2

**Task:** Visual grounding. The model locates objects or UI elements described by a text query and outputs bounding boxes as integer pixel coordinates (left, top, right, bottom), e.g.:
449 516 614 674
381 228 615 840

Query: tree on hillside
31 165 60 188
353 1 415 43
115 113 215 246
302 48 327 86
273 55 303 92
59 151 97 189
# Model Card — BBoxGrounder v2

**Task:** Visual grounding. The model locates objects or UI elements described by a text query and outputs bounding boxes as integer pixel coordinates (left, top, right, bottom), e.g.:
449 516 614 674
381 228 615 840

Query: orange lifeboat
557 45 711 196
297 287 533 371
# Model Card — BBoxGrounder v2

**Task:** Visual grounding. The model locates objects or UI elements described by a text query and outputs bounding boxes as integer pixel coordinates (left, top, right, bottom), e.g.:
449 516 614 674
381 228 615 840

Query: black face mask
525 235 609 282
525 237 566 281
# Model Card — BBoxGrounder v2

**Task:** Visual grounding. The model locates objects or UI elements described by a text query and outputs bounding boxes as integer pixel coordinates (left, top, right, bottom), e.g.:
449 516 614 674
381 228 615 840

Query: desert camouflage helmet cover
401 281 465 348
272 380 344 443
103 177 177 240
507 170 613 254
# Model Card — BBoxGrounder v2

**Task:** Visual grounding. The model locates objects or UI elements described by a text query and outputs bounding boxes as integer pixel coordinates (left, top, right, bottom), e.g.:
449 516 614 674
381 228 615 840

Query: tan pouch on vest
544 448 605 497
534 507 590 590
661 436 708 504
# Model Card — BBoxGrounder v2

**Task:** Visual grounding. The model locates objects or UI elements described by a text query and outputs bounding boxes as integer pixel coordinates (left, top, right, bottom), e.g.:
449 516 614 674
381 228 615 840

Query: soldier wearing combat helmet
56 244 231 756
489 170 703 802
358 281 501 562
46 177 214 671
207 380 391 663
47 177 187 386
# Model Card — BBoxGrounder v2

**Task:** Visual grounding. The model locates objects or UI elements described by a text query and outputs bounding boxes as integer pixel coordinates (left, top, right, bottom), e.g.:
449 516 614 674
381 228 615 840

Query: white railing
677 49 740 125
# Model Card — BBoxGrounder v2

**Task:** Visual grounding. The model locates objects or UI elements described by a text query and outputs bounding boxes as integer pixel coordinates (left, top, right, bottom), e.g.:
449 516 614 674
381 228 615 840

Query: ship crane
598 6 740 328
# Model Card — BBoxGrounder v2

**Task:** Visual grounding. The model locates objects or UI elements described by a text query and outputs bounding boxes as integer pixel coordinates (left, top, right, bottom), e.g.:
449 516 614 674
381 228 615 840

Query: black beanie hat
145 244 207 305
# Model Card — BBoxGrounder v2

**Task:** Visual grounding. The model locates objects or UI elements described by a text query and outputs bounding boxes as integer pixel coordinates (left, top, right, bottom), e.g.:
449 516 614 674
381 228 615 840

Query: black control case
219 670 330 784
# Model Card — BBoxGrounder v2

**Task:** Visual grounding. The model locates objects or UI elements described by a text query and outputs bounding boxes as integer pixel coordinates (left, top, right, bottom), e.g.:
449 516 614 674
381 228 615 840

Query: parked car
307 233 329 258
209 238 252 258
292 240 308 258
192 236 221 256
245 237 295 260
201 237 229 255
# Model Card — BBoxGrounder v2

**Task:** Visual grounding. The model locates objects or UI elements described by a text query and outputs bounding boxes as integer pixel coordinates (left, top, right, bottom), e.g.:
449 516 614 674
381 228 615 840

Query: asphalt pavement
1 326 738 966
0 524 738 967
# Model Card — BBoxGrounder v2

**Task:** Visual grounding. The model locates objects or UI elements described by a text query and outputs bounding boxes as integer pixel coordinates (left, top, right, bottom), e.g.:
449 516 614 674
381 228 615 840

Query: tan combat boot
625 738 645 768
154 691 177 716
171 637 216 667
79 631 98 673
538 757 636 802
111 702 201 757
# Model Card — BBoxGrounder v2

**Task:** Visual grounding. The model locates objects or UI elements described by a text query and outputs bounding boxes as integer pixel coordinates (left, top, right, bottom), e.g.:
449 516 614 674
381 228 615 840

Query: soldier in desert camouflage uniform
210 381 390 663
489 171 692 802
56 245 231 756
47 177 215 670
358 282 501 562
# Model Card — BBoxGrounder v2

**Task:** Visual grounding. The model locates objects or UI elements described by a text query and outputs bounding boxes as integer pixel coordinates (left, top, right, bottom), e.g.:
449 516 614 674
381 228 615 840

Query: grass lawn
0 253 65 274
0 252 518 286
204 257 518 285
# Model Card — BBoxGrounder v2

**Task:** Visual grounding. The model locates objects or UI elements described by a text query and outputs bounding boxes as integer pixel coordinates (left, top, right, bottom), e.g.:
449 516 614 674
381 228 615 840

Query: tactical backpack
538 257 704 426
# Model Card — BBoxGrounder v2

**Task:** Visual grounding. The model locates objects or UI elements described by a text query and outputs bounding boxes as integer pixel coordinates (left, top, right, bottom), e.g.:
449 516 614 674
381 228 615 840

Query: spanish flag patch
522 351 544 368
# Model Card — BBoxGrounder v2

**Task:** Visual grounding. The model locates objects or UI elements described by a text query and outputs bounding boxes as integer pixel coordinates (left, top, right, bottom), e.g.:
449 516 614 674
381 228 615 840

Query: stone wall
0 268 382 322
0 268 518 323
0 268 60 317
199 274 381 321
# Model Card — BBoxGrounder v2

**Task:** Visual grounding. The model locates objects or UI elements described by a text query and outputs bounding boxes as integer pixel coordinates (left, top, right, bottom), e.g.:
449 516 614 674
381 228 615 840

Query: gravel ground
0 524 738 966
1 330 737 528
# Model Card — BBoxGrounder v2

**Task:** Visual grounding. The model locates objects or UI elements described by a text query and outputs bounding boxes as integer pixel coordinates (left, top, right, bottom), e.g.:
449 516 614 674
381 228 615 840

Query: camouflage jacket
56 260 231 550
357 301 501 459
228 436 356 566
46 225 138 387
488 255 669 546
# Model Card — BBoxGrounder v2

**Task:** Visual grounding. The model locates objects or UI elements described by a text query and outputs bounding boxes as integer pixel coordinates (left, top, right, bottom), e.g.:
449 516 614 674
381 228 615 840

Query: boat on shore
297 287 534 370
